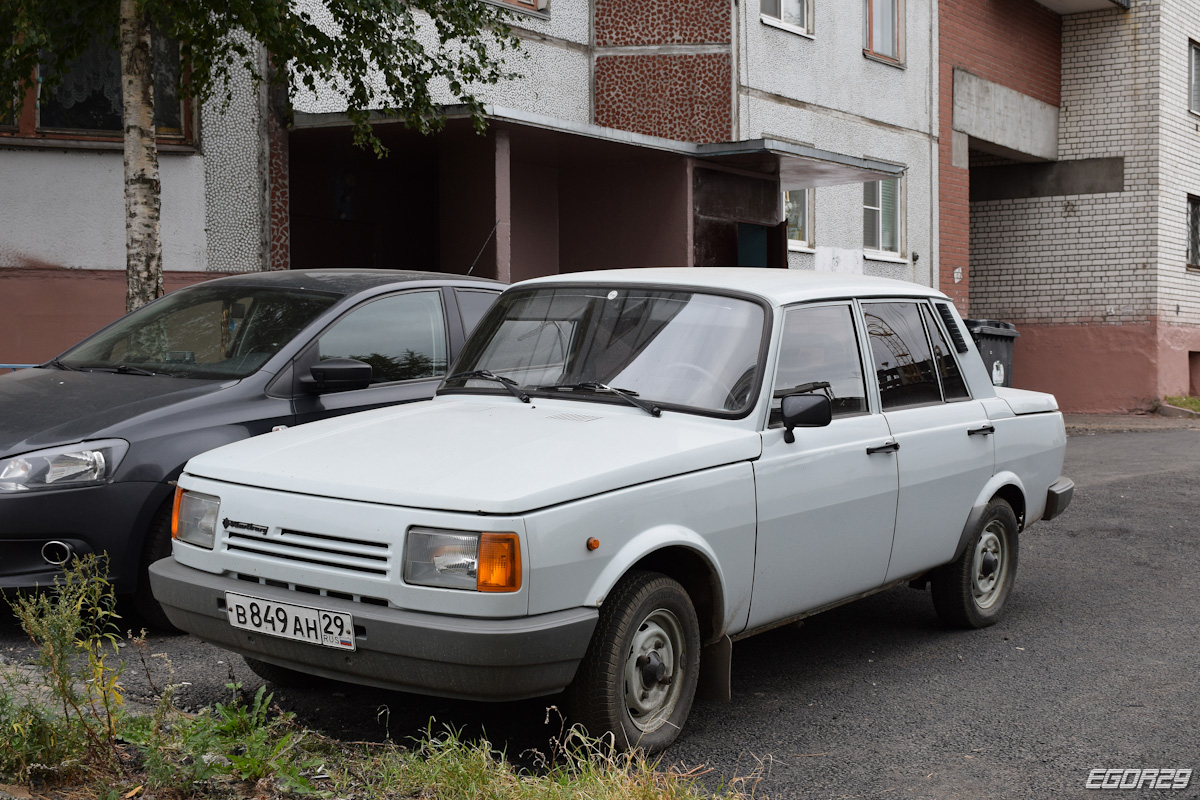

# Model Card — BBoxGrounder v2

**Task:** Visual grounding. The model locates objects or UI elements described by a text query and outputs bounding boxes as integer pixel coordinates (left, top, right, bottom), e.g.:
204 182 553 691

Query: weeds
1 556 753 799
1164 395 1200 413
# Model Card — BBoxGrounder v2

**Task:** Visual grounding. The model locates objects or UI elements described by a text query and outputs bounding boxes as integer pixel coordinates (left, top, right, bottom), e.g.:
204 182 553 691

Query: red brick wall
939 0 1060 312
593 0 732 144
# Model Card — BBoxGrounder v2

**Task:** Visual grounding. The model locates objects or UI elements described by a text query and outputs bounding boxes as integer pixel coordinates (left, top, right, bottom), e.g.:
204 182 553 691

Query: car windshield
56 284 342 379
443 286 767 415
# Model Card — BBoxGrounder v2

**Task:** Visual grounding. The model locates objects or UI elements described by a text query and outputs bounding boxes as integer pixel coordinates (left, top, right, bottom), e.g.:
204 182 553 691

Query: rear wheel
566 570 700 753
931 499 1019 628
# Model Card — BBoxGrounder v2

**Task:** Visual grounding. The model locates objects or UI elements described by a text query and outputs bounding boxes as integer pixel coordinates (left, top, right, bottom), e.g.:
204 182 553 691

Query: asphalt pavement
2 418 1198 799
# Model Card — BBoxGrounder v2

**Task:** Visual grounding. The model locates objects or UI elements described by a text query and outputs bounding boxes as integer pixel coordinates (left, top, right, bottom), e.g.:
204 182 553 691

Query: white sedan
151 268 1073 752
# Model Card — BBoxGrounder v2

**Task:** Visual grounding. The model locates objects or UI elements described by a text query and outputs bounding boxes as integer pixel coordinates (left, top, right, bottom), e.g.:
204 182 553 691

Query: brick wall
939 0 1060 312
593 0 732 143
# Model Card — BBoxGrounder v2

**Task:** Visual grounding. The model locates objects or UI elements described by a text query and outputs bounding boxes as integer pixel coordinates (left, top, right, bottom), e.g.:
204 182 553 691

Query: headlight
172 488 220 550
0 439 129 492
404 527 521 592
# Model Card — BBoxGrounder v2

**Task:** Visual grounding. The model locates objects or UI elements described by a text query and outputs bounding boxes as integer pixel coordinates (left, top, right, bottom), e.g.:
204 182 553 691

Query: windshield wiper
534 382 661 417
42 358 81 372
445 369 530 403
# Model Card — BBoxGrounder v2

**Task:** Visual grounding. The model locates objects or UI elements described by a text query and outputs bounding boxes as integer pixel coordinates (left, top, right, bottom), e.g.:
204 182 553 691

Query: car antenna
467 219 501 276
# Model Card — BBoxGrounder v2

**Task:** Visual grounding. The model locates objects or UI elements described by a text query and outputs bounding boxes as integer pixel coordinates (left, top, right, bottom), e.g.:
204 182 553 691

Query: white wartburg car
151 268 1073 751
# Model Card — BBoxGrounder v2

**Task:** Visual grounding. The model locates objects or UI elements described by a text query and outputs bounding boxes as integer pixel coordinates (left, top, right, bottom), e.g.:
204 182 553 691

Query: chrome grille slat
224 526 391 577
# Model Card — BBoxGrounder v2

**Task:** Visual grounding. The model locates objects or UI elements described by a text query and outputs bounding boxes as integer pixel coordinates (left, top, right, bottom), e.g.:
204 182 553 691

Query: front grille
232 573 389 607
225 527 390 577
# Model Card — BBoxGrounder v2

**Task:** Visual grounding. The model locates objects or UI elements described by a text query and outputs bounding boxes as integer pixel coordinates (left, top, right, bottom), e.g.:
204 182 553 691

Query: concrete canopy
1032 0 1128 12
292 104 906 190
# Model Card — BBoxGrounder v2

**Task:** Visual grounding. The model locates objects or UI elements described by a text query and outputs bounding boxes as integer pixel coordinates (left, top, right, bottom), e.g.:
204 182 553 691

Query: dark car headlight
0 439 129 493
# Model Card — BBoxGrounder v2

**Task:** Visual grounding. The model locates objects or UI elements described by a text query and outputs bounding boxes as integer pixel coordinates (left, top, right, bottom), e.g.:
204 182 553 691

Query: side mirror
781 393 832 443
301 358 372 393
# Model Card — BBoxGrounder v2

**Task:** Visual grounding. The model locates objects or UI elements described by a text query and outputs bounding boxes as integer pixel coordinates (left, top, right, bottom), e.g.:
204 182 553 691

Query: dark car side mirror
781 393 832 443
301 358 373 393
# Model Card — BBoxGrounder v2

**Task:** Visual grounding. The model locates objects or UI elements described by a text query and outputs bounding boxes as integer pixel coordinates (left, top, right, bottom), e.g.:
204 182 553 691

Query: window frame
862 0 903 65
784 188 814 251
861 299 947 411
0 33 195 147
1190 40 1200 117
761 0 814 37
1187 194 1200 271
770 300 871 426
863 178 903 258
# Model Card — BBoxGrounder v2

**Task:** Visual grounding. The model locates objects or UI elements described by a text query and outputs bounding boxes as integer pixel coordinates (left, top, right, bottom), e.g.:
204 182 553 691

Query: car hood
184 397 763 514
0 367 228 456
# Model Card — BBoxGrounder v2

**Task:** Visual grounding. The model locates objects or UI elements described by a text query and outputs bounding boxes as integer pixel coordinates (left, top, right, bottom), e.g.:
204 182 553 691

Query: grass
0 556 755 800
1163 395 1200 413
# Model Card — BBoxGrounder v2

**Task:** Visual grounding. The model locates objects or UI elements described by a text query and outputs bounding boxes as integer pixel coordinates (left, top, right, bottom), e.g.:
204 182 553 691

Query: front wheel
931 499 1019 628
566 570 700 753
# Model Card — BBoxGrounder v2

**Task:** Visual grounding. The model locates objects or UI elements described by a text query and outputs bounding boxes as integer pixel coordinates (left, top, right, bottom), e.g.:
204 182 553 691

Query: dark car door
291 287 498 425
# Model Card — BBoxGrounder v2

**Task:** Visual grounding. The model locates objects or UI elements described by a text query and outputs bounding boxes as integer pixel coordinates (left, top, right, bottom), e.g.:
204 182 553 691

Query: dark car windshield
57 284 342 379
442 286 767 415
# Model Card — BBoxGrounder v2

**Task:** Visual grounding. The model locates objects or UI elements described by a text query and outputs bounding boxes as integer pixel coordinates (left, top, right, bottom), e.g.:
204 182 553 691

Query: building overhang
292 105 906 189
1032 0 1127 13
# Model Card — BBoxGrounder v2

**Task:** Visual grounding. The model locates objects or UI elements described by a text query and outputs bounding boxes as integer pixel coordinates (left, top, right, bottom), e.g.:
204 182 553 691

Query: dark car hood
0 367 231 456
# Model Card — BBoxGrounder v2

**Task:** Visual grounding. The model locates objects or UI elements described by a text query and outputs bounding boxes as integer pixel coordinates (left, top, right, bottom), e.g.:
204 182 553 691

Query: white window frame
761 0 813 36
1190 41 1200 117
863 0 903 64
784 188 814 251
863 178 903 258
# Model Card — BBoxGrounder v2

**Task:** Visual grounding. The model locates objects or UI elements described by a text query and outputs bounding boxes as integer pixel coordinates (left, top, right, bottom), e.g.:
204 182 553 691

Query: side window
863 301 941 409
921 304 970 400
772 304 869 423
318 291 447 384
455 290 500 336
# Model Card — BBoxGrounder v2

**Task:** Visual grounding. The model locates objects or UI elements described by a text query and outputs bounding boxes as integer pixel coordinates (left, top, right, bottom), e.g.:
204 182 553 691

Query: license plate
225 592 356 651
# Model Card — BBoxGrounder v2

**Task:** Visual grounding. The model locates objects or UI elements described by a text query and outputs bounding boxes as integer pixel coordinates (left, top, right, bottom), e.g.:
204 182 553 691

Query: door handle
968 425 996 436
866 440 899 455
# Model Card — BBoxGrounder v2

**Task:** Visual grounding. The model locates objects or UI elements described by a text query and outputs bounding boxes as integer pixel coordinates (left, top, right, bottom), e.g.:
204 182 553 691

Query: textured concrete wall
939 0 1061 311
0 148 206 271
739 0 936 286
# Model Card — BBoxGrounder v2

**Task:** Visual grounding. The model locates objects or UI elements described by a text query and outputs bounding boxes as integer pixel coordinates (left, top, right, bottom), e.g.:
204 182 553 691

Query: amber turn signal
170 486 184 540
586 537 600 551
476 532 521 592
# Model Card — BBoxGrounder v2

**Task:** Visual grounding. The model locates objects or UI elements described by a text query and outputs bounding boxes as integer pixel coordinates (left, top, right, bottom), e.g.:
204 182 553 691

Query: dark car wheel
129 498 182 633
931 498 1019 629
566 570 700 753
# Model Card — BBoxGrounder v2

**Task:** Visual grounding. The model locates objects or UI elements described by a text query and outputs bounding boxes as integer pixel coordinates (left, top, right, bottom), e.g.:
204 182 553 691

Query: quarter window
772 304 868 421
864 179 901 254
863 301 941 409
863 0 900 61
319 291 448 384
455 290 500 337
762 0 811 33
921 305 970 400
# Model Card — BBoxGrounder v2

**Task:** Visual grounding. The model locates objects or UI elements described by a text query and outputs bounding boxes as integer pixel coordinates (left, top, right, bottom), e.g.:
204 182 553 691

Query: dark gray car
0 269 502 628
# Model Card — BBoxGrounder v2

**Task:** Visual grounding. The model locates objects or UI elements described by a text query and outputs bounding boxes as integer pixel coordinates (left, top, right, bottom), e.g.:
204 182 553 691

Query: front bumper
0 481 166 592
149 558 599 701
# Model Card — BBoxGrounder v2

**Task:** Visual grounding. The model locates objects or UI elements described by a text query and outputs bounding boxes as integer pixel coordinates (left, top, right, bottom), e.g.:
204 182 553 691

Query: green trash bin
964 319 1019 387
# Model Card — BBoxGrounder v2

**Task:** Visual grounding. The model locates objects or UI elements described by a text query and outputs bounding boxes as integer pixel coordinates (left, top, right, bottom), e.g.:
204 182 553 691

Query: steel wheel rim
972 522 1007 609
623 608 685 733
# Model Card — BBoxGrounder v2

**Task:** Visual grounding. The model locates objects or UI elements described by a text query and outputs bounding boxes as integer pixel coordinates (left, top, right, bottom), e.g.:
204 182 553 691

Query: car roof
514 267 948 307
201 269 504 295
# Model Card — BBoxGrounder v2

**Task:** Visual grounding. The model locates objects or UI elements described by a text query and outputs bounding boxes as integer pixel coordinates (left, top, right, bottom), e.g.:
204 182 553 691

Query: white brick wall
970 0 1200 330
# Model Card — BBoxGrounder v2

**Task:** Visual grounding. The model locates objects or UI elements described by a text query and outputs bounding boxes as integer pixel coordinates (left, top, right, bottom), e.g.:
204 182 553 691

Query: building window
864 179 900 255
762 0 811 33
2 28 188 142
1188 195 1200 270
1191 41 1200 115
863 0 900 61
490 0 547 12
784 189 812 249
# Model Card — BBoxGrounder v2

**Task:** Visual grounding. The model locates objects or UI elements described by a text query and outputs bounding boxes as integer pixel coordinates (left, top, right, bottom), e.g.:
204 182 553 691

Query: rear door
860 300 996 581
748 302 899 628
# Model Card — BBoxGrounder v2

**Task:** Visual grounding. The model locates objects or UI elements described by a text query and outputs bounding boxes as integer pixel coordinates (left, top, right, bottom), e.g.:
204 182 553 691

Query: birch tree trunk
119 0 164 314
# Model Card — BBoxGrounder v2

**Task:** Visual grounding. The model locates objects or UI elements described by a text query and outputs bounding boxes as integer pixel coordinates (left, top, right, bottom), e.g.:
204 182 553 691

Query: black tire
931 498 1019 628
565 570 700 753
129 499 182 633
242 656 327 688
